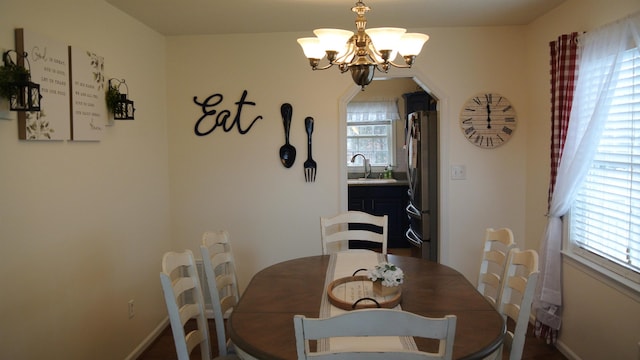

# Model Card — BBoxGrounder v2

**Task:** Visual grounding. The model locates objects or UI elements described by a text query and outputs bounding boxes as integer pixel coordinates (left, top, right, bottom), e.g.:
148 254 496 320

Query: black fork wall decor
304 116 317 182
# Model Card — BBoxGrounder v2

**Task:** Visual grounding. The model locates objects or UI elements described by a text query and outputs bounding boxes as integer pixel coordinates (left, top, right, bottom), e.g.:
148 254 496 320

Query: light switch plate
451 165 466 180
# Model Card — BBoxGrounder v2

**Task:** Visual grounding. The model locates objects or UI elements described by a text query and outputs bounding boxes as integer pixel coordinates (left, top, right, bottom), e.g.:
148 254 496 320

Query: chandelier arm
312 63 336 71
332 41 358 65
386 61 412 69
365 42 398 69
374 64 389 73
367 42 383 58
363 52 383 66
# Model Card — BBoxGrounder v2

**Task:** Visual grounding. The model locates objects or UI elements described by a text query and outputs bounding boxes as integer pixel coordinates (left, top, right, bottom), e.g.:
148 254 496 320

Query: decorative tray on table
327 275 402 310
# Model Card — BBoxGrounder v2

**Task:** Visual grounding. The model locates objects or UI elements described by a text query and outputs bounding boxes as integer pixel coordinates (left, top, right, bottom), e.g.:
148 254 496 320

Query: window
569 45 640 285
346 101 400 168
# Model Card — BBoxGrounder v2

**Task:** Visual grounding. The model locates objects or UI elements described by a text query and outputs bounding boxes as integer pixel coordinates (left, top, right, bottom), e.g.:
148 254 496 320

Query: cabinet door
348 185 410 248
348 197 366 212
371 193 409 248
403 91 436 114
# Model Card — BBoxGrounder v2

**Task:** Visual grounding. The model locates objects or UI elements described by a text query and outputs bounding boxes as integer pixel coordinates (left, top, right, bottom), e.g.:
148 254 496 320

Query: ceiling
105 0 566 36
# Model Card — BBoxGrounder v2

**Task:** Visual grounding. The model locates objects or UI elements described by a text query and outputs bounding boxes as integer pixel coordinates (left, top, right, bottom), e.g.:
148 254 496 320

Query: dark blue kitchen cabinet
348 184 410 249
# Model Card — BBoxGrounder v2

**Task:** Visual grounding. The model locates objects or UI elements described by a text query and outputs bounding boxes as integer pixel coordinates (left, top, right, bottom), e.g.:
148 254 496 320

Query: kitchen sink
347 178 398 185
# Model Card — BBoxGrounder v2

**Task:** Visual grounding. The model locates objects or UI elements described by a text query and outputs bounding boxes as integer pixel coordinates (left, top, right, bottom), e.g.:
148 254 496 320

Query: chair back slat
200 230 241 356
160 250 212 360
294 309 456 360
496 248 539 360
477 227 516 308
321 211 388 254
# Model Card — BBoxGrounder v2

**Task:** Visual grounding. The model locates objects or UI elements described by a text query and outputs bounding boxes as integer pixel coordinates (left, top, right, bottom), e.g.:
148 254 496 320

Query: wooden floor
136 319 567 360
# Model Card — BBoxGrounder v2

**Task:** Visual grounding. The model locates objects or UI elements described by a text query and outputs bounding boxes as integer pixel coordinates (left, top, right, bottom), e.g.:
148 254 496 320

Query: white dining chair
494 248 539 360
160 249 239 360
200 230 240 356
477 227 516 308
320 211 388 255
294 308 457 360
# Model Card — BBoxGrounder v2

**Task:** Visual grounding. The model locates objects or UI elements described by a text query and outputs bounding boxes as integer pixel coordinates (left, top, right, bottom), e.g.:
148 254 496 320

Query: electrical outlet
128 299 135 319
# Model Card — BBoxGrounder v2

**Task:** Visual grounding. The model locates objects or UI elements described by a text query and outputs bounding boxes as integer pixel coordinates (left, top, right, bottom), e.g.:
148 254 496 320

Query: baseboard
555 339 581 360
124 317 169 360
530 314 581 360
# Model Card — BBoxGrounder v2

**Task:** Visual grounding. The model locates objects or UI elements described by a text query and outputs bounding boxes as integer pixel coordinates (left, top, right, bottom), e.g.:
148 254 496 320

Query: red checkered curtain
535 32 579 345
548 33 579 207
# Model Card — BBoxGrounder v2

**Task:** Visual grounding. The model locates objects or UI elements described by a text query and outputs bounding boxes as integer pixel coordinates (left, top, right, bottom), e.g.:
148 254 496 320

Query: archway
337 70 450 262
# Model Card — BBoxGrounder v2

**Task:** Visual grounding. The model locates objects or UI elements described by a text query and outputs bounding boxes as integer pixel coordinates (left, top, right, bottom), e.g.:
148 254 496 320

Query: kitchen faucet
350 153 371 178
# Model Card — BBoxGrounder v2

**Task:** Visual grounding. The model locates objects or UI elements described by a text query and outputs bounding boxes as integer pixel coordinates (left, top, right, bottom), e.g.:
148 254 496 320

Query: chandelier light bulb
313 29 354 53
398 33 430 56
297 37 326 60
365 27 406 52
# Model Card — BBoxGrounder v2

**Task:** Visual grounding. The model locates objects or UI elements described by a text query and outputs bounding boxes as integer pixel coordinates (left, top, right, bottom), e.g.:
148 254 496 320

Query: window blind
571 46 640 280
347 101 401 122
346 101 399 167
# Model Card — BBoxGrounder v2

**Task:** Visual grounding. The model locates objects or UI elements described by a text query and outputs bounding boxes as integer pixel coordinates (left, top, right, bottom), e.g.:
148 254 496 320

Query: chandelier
297 1 429 90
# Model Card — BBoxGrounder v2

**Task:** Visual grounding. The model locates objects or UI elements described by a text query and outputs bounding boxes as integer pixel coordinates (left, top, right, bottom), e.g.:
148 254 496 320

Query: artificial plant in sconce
0 50 41 112
0 54 28 100
105 82 122 113
106 78 135 120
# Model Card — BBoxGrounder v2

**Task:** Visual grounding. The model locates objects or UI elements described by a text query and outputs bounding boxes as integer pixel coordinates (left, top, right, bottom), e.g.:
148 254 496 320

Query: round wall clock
459 92 517 149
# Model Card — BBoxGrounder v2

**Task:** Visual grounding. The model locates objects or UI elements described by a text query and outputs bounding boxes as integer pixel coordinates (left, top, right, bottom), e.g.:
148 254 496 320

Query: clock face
459 93 517 149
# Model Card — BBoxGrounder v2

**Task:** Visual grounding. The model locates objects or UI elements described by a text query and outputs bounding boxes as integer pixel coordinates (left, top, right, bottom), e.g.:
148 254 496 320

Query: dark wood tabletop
228 254 505 360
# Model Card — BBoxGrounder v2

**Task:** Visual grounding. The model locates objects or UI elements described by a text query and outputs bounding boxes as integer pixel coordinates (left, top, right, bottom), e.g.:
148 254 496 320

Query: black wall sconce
0 50 42 112
106 78 135 120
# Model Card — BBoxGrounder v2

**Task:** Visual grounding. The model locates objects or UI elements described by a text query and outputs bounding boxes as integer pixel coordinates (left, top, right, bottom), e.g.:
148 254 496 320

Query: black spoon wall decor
279 103 296 168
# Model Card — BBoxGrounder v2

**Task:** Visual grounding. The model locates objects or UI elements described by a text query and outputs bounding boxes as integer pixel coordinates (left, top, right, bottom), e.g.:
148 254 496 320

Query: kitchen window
346 101 400 169
567 41 640 287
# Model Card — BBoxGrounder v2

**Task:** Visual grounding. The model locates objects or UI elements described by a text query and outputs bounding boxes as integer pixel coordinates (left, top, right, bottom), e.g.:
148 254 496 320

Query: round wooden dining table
228 254 505 360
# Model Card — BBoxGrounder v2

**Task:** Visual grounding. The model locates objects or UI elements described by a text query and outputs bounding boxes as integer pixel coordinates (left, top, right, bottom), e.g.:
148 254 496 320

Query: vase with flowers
367 262 404 296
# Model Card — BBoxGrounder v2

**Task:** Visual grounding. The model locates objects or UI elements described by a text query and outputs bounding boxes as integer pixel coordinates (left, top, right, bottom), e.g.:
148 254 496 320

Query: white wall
525 1 640 359
166 26 529 289
0 1 169 359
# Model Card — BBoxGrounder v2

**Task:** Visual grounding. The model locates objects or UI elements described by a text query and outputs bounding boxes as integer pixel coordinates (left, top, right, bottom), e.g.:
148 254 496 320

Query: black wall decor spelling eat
193 90 263 136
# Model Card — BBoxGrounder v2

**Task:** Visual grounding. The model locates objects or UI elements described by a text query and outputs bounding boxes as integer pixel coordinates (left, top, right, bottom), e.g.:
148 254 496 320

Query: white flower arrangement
367 262 404 287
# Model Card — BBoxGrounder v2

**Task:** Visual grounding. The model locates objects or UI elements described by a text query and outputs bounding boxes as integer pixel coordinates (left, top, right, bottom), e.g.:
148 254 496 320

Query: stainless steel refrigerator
405 110 439 262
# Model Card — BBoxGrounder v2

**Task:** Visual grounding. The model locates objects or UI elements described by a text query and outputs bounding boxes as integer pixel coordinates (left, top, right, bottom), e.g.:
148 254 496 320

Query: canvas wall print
15 28 70 140
69 46 107 141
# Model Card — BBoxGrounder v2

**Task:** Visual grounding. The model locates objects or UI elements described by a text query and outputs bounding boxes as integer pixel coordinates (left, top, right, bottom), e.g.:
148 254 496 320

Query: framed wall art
69 46 107 141
15 28 70 140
